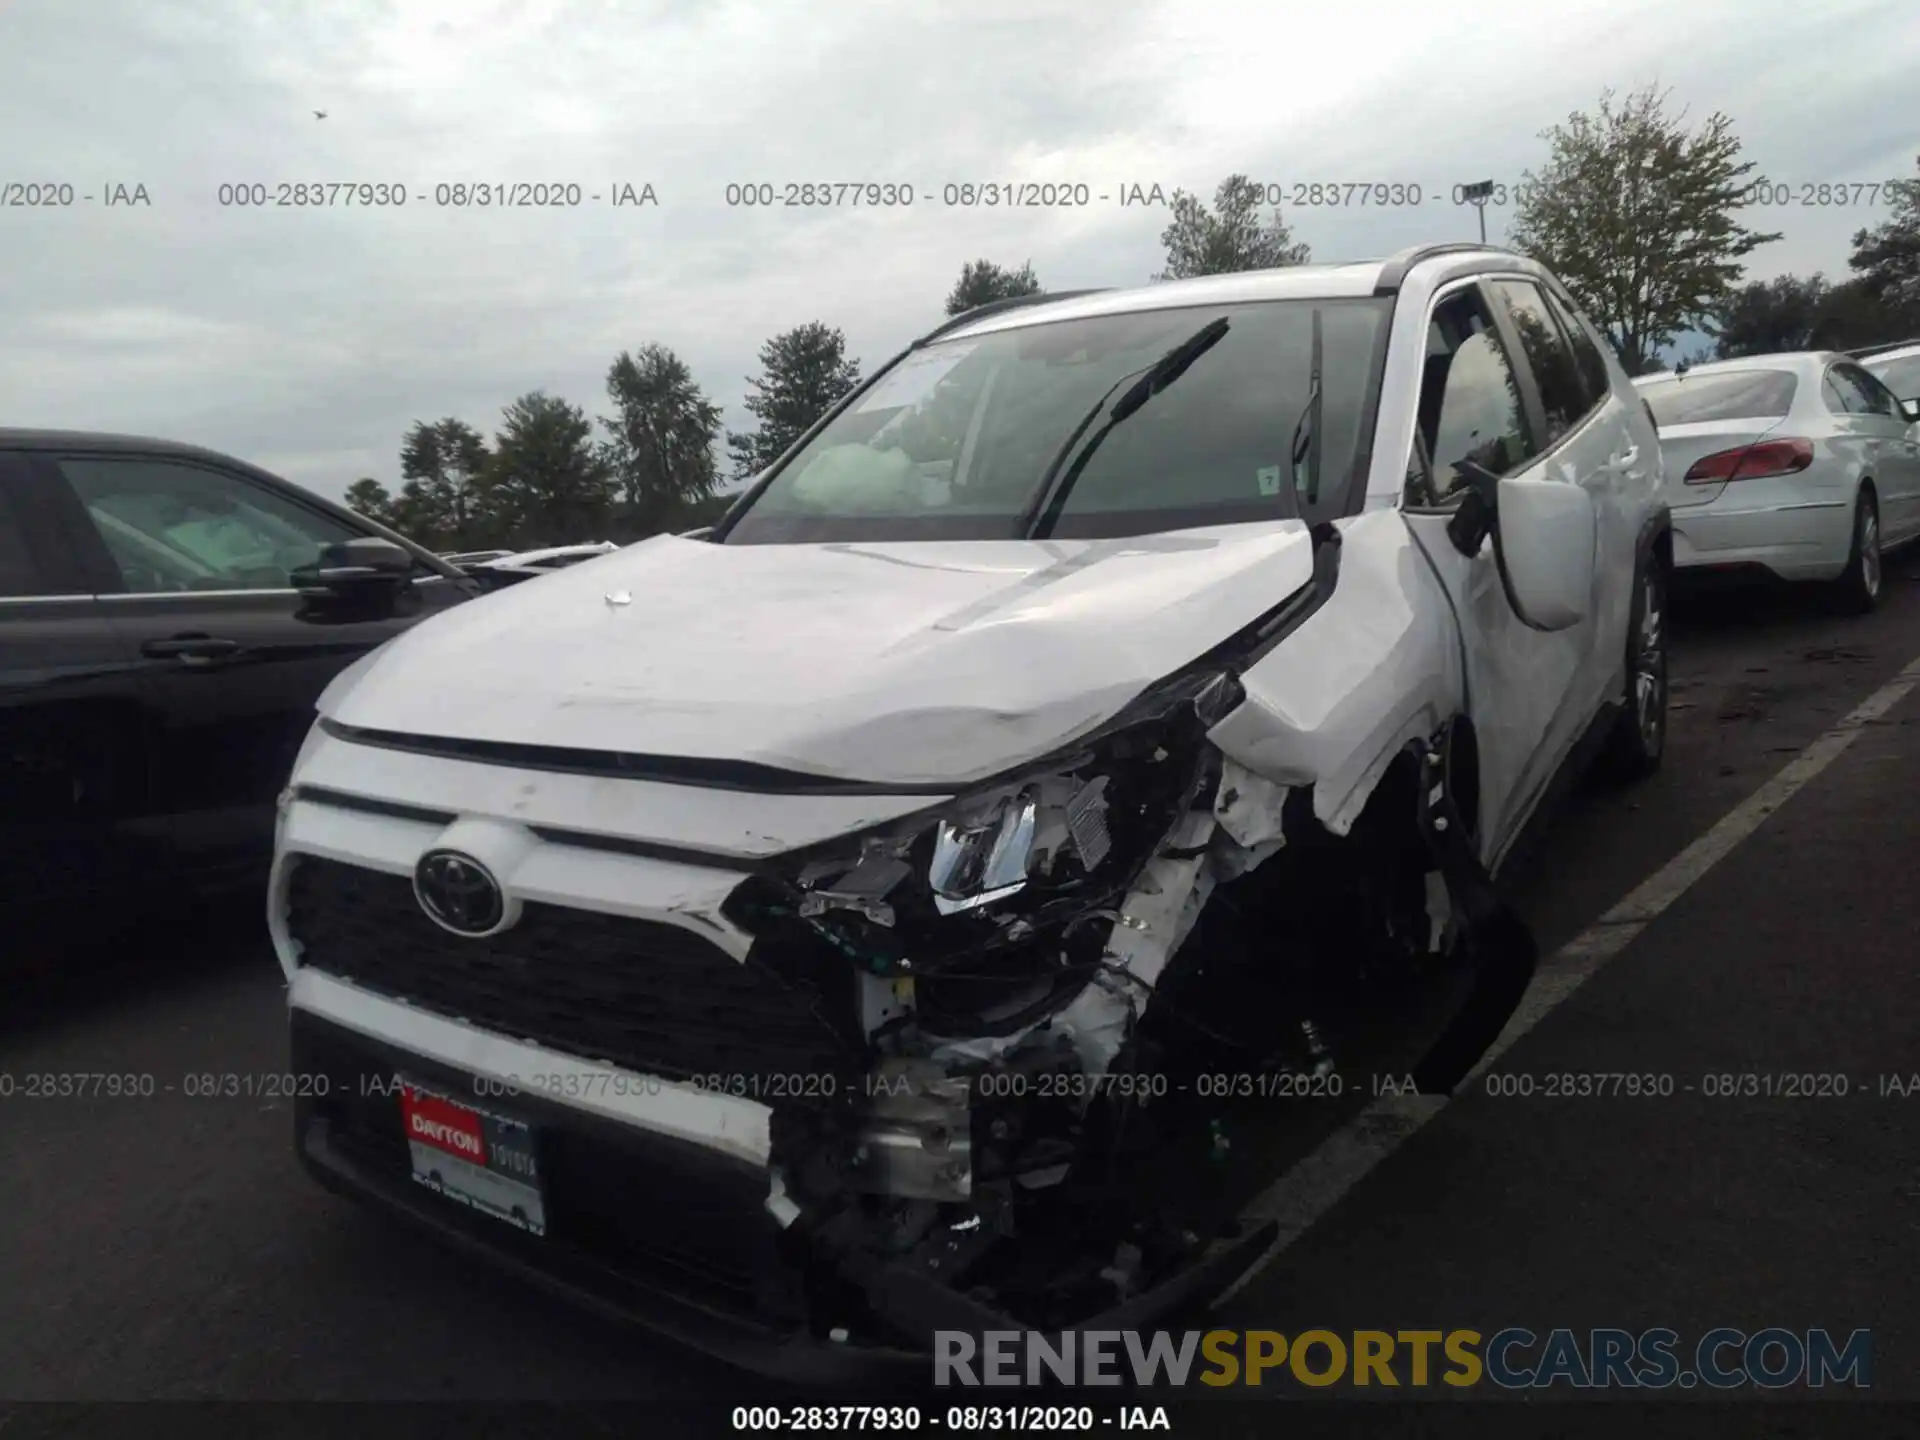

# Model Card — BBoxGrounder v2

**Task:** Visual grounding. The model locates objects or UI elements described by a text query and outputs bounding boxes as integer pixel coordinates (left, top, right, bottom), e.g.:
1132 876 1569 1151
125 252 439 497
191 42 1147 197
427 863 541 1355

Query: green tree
398 418 493 547
1154 174 1309 281
387 480 436 542
598 343 723 536
1710 273 1833 358
726 322 862 480
945 259 1041 316
1805 276 1920 352
1510 85 1780 375
1849 156 1920 310
486 391 615 544
343 477 397 527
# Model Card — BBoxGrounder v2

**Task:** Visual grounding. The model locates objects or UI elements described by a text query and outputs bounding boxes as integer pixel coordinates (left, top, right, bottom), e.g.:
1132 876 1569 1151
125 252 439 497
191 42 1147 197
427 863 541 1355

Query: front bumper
273 720 1285 1378
1668 479 1853 581
291 1004 929 1386
290 1002 1275 1384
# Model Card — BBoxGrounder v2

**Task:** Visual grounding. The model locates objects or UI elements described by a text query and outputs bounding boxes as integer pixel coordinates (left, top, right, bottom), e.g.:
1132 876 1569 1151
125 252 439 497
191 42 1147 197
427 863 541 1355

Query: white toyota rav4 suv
272 243 1668 1379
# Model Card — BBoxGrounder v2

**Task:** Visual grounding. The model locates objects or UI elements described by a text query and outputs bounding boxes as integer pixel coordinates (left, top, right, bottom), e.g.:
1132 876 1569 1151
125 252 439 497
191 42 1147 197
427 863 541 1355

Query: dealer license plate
398 1079 547 1237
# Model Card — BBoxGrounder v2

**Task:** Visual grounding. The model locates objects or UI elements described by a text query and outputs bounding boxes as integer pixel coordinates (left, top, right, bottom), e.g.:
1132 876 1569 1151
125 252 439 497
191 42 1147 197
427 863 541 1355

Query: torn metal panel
1212 759 1290 850
1047 807 1219 1080
1208 508 1464 839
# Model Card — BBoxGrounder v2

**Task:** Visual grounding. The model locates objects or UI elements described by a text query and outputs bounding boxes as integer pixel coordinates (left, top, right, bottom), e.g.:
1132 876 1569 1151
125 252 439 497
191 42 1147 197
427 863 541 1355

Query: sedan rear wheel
1833 488 1881 614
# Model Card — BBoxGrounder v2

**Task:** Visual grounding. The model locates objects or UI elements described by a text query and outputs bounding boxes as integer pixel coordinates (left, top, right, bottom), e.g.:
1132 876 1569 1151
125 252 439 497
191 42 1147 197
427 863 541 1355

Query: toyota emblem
413 849 506 936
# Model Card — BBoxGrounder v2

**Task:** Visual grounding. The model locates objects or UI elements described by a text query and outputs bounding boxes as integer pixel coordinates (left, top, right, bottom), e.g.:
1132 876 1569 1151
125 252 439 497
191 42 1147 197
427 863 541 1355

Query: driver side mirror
1446 461 1595 632
290 537 414 608
1900 397 1919 424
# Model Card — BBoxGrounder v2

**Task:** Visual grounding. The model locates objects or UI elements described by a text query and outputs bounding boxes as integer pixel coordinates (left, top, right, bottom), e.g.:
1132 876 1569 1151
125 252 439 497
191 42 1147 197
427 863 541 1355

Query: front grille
285 856 860 1089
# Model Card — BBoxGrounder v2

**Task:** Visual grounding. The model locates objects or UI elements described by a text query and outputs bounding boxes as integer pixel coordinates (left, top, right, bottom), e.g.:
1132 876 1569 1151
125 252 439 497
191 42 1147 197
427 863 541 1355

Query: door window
1406 287 1539 506
1865 352 1920 403
0 486 55 597
1541 286 1613 410
1825 365 1890 417
54 457 359 593
1489 279 1590 444
1841 364 1902 418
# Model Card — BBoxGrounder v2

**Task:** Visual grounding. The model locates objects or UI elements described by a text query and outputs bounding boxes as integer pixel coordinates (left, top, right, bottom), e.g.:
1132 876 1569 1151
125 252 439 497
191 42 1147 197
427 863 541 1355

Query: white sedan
1633 354 1920 610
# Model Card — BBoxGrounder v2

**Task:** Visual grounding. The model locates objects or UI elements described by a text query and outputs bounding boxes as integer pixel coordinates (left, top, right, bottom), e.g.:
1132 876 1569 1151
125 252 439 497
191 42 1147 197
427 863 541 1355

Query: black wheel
1601 552 1667 781
1832 487 1881 614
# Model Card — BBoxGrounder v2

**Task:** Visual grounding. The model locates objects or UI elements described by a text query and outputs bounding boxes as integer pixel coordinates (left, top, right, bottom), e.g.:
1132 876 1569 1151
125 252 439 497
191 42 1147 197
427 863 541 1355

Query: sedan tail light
1683 438 1815 484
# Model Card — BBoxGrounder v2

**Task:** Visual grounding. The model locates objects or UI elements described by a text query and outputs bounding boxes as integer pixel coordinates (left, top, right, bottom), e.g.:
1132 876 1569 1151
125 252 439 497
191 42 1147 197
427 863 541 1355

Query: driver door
1397 280 1601 870
41 449 458 890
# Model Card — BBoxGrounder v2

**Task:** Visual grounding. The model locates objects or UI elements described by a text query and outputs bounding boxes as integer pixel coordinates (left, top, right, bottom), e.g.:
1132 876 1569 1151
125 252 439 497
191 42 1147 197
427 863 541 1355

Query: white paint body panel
294 723 942 860
1208 508 1463 841
324 526 1318 788
1367 266 1661 864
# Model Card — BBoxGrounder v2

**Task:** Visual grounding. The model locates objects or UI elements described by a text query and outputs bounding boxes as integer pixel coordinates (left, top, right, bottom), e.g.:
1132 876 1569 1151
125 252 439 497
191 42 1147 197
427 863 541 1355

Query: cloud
1 0 1914 502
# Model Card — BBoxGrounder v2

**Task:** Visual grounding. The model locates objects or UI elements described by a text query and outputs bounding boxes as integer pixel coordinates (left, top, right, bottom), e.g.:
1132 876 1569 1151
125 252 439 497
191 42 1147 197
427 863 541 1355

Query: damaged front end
719 544 1540 1352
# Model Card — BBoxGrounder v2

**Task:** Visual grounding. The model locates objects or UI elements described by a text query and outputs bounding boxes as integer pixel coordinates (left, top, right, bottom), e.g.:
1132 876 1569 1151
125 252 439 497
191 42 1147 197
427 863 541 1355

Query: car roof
0 427 258 463
1631 353 1838 384
937 244 1548 342
1859 341 1920 366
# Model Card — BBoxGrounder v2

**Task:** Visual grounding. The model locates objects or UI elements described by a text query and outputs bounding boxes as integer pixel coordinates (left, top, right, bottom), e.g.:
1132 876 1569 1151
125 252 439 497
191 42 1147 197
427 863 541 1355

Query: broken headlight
745 668 1243 966
927 774 1114 915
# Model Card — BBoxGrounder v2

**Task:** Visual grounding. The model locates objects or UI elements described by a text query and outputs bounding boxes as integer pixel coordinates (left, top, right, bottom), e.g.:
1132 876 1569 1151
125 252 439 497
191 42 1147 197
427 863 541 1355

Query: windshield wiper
1286 307 1324 512
1020 316 1232 538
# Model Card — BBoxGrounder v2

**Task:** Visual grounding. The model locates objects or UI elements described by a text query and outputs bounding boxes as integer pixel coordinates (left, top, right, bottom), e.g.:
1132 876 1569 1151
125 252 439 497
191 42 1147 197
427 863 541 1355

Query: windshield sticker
856 343 978 413
1257 465 1283 496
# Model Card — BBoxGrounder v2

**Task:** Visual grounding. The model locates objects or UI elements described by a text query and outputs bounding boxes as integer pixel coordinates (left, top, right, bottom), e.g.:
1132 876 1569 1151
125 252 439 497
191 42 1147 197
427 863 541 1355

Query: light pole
1459 179 1495 244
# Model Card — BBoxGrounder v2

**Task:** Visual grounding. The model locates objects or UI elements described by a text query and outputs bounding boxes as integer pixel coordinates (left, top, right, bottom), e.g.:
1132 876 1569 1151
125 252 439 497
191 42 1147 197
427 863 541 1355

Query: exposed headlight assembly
742 667 1243 959
928 791 1039 915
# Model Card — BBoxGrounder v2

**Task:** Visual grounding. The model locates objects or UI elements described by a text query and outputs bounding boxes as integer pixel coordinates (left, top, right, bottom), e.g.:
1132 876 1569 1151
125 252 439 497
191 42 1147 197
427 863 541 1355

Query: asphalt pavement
4 561 1920 1432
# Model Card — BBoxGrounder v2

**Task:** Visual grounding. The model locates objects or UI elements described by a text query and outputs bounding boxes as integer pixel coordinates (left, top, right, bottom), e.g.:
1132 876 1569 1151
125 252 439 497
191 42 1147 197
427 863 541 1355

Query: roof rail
1846 337 1920 360
913 288 1111 347
1373 242 1524 296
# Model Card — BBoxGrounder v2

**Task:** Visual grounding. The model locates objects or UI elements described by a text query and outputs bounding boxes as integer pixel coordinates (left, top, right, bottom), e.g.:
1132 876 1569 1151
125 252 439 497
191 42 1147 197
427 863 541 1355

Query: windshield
1636 369 1797 426
1864 353 1920 403
721 297 1392 543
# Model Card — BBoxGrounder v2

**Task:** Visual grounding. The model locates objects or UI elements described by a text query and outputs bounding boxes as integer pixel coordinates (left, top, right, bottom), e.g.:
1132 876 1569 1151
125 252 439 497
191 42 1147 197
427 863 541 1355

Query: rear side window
1865 353 1920 402
1541 286 1613 409
1489 279 1590 444
1637 370 1797 426
1831 363 1896 417
0 484 51 596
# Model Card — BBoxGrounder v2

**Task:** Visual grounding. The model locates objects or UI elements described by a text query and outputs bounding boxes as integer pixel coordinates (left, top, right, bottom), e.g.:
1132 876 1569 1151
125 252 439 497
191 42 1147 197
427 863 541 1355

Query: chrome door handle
1608 445 1640 471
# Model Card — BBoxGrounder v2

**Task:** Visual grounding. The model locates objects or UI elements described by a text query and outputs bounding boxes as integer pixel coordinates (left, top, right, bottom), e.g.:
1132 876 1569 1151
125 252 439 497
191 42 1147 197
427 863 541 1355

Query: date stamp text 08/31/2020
3 1069 1917 1102
1 177 1903 211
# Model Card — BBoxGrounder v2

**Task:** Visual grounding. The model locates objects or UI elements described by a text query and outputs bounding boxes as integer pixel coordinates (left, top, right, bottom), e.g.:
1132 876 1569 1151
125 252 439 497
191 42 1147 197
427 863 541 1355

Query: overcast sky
2 0 1915 505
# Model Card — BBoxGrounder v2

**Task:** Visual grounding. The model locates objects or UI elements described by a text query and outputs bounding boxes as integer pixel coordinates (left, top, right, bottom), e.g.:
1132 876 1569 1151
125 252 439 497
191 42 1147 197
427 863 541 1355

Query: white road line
1213 650 1920 1306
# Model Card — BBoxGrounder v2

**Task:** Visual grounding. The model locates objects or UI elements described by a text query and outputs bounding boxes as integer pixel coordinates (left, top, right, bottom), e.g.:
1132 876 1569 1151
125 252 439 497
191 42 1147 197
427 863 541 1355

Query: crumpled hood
323 523 1319 787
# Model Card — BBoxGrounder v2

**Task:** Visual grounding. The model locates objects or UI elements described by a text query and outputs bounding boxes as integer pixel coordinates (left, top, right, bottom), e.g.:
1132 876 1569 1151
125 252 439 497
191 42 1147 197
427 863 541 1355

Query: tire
1831 487 1881 614
1600 551 1668 782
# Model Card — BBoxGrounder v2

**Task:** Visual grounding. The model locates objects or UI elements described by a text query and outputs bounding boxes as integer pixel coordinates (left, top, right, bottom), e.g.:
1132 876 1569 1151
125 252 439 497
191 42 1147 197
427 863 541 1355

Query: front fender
1207 508 1464 838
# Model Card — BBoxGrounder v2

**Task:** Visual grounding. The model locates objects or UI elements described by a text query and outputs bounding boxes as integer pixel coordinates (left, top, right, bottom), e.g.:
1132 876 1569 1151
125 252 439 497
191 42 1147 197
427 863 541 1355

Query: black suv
0 430 472 939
